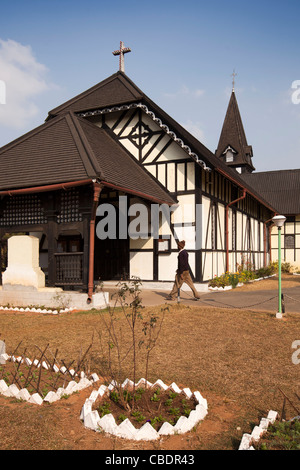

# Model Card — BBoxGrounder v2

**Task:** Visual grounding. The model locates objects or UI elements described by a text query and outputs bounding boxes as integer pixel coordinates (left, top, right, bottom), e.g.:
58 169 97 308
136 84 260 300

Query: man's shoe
166 295 175 301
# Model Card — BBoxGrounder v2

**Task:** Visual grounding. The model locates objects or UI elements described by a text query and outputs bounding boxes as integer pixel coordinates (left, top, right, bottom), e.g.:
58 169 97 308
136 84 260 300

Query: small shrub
209 271 251 288
256 420 300 450
270 261 291 273
131 410 146 422
151 414 164 427
209 261 283 288
118 414 127 423
151 389 161 402
97 401 111 418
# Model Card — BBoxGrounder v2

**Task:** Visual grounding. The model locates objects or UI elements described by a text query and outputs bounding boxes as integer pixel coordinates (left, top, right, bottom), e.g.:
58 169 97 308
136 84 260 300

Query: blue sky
0 0 299 172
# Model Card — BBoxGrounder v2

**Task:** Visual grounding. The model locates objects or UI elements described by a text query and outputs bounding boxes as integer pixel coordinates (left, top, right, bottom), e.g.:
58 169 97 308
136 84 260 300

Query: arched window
223 146 236 163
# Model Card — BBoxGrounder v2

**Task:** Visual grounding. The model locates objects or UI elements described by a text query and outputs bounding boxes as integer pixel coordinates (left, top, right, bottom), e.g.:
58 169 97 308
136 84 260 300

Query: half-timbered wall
271 216 300 271
86 107 272 282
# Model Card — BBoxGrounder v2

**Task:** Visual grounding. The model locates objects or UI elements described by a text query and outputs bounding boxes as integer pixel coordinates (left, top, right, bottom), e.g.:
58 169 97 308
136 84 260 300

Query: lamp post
272 215 286 318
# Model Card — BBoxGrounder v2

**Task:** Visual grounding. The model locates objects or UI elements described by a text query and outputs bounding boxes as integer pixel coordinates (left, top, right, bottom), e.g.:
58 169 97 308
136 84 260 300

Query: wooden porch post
87 182 102 301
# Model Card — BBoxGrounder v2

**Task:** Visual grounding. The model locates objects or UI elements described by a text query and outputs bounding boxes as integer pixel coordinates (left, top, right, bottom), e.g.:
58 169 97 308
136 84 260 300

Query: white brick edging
0 353 100 404
80 378 208 440
0 305 75 315
238 410 278 450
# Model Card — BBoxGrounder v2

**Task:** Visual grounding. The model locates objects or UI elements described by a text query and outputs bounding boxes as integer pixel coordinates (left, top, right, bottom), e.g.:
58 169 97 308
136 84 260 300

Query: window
226 149 234 162
223 146 236 163
57 235 83 253
285 234 295 249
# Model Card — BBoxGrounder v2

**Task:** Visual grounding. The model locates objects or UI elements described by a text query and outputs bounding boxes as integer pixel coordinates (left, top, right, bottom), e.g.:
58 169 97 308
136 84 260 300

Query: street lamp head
272 215 286 228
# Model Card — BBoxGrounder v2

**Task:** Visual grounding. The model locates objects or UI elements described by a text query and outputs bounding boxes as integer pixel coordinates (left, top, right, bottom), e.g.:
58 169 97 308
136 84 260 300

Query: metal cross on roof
112 41 131 73
231 69 237 91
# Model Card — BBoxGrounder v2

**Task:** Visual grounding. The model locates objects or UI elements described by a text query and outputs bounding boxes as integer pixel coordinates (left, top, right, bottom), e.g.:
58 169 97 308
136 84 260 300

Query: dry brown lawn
0 283 299 450
234 272 300 291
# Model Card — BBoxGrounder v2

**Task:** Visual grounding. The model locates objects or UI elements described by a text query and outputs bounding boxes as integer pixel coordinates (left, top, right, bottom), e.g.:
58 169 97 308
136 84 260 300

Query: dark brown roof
0 112 175 205
47 72 144 119
242 170 300 215
75 116 176 204
0 71 277 212
47 72 247 176
216 90 255 172
0 113 94 189
46 72 276 213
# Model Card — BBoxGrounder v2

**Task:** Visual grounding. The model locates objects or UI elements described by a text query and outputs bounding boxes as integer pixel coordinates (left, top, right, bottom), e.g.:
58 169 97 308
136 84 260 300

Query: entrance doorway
94 197 129 281
94 237 129 281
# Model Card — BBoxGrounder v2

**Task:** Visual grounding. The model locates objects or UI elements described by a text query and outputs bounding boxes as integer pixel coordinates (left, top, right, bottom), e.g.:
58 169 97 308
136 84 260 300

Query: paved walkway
102 281 300 314
198 286 300 314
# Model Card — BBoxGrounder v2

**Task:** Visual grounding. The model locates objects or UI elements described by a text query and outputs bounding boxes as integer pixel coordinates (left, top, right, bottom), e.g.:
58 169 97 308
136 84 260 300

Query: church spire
231 69 237 92
215 84 255 174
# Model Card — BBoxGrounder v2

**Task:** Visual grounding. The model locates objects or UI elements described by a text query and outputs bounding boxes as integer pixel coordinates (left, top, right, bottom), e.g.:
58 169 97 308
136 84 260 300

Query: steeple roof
216 90 255 173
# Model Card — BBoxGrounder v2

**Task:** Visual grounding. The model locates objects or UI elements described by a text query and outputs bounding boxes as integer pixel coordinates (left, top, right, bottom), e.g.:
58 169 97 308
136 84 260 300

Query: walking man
167 240 200 301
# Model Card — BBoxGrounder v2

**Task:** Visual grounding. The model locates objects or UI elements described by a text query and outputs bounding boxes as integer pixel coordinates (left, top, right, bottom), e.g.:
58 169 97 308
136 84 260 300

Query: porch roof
0 111 176 205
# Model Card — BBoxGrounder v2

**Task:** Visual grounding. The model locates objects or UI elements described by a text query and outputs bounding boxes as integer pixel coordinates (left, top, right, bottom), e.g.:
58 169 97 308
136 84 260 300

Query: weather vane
231 69 237 91
112 41 131 73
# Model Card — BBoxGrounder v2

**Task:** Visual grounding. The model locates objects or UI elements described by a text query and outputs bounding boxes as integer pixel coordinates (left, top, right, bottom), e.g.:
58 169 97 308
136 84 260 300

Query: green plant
151 414 164 427
181 398 191 417
209 271 243 288
60 393 70 400
110 390 119 404
96 277 166 412
256 264 276 277
131 410 146 422
97 401 111 418
169 407 180 416
118 414 127 423
270 261 291 273
165 398 173 406
134 388 145 401
256 420 300 450
209 260 279 289
151 389 161 402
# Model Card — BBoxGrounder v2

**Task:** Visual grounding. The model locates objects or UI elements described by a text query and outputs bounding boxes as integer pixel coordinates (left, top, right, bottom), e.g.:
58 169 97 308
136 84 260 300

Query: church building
0 45 281 298
215 76 300 272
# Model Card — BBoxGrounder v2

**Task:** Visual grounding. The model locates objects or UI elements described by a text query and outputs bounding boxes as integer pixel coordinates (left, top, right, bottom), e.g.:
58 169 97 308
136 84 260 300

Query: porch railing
54 252 84 286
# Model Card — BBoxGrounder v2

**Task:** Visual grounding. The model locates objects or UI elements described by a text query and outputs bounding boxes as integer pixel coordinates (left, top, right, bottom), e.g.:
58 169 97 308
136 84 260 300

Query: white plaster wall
177 163 185 191
99 109 191 165
130 238 153 250
217 204 225 250
156 141 190 162
145 165 156 178
236 211 243 251
130 251 153 280
167 162 176 193
157 164 166 187
158 252 178 281
172 194 197 250
186 162 195 190
201 196 211 250
173 194 196 223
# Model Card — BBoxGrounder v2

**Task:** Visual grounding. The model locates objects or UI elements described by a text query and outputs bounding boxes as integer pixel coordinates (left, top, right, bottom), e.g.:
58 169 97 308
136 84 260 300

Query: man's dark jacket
177 249 190 275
